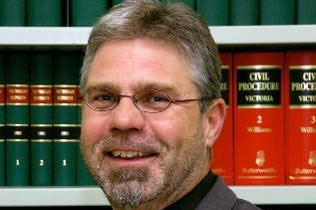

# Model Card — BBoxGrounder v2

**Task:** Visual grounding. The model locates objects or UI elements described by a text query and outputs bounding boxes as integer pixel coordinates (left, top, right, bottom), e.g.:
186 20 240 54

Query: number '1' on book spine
5 51 30 186
53 51 79 186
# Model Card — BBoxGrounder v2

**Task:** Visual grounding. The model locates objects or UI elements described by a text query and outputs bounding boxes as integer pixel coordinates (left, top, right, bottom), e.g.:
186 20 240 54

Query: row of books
0 0 123 27
0 0 315 27
1 49 316 186
0 49 96 186
213 50 316 185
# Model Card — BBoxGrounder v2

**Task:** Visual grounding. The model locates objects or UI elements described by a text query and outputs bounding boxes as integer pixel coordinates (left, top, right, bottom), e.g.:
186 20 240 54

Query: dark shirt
165 172 216 210
107 171 261 210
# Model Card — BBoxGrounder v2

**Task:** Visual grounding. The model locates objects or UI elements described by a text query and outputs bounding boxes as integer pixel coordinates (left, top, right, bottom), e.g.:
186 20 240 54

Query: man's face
80 38 211 208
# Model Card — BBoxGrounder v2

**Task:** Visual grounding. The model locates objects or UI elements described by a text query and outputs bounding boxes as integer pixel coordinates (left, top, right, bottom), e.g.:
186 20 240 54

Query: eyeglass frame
83 88 211 113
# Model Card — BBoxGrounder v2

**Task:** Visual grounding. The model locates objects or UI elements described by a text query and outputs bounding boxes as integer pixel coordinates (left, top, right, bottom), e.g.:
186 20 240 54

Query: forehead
87 38 196 93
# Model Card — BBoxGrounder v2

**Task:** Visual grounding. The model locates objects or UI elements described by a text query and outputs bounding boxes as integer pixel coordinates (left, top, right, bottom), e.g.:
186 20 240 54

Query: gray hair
80 0 221 111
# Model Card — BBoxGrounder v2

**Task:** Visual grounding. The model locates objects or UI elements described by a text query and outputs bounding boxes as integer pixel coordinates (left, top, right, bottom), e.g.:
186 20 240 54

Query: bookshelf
0 25 316 46
1 25 316 207
1 185 316 206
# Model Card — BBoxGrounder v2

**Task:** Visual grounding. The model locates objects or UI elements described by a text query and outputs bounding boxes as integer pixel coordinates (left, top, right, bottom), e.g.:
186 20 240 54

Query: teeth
111 150 149 158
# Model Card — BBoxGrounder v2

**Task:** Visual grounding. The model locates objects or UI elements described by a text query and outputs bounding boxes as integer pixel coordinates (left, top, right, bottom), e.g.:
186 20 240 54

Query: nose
108 96 146 131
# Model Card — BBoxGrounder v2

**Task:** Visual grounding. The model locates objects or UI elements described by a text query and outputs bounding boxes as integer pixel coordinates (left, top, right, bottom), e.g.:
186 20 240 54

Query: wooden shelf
1 185 316 206
0 25 315 46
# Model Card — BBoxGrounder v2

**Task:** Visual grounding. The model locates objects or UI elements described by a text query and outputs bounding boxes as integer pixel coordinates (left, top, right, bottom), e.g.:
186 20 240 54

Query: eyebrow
86 81 181 96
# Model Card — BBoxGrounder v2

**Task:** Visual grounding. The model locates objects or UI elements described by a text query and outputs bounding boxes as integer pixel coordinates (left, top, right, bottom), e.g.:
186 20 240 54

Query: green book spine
230 0 259 25
76 52 95 186
27 0 62 26
260 0 295 25
70 0 109 26
53 51 79 186
0 53 5 185
196 0 229 26
111 0 124 6
161 0 195 10
5 51 30 186
0 0 26 26
30 51 53 186
297 0 316 24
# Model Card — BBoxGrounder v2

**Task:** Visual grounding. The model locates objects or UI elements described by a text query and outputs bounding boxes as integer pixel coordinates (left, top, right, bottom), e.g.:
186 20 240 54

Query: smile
111 150 152 158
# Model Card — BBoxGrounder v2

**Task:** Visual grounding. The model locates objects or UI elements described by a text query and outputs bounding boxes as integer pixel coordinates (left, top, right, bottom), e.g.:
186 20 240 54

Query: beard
80 133 168 208
102 166 151 207
80 128 208 209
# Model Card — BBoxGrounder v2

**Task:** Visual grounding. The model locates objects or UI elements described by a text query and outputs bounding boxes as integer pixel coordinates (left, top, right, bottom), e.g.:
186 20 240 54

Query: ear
202 98 226 148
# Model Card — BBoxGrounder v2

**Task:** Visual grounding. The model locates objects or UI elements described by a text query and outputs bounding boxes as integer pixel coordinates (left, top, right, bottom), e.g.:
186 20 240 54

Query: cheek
148 111 201 146
81 108 108 142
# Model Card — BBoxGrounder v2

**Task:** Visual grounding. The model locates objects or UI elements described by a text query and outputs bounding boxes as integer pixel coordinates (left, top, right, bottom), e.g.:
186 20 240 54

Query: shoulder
232 198 262 210
196 176 261 210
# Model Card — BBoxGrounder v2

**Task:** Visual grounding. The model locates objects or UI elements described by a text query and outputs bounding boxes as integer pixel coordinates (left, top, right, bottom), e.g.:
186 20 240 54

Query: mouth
105 150 159 166
110 150 156 159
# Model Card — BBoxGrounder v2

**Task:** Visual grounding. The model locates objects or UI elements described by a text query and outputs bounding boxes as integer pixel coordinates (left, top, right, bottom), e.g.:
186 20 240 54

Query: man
79 0 261 209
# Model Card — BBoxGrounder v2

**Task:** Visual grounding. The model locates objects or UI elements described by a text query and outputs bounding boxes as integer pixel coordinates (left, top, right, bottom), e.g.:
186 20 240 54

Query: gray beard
100 166 155 208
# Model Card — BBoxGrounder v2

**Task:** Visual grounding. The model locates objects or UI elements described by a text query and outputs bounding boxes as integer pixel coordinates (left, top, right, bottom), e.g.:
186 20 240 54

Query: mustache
95 133 166 154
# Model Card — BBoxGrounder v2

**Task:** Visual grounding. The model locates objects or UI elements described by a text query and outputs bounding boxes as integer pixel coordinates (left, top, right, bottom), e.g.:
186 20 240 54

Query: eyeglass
84 88 209 113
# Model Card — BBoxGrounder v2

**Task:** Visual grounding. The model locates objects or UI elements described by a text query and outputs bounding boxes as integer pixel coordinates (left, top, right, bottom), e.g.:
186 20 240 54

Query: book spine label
211 52 234 185
286 51 316 184
234 52 285 185
6 86 29 105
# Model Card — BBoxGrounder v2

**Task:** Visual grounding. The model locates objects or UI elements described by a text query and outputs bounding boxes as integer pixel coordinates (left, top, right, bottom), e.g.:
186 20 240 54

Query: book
196 0 229 26
27 0 62 26
5 51 30 186
111 0 124 6
286 51 316 184
234 51 285 185
70 0 109 26
161 0 195 10
53 50 79 186
30 51 53 186
0 0 26 26
0 52 4 185
229 0 259 25
211 52 234 185
297 0 316 24
76 52 96 186
260 0 295 25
